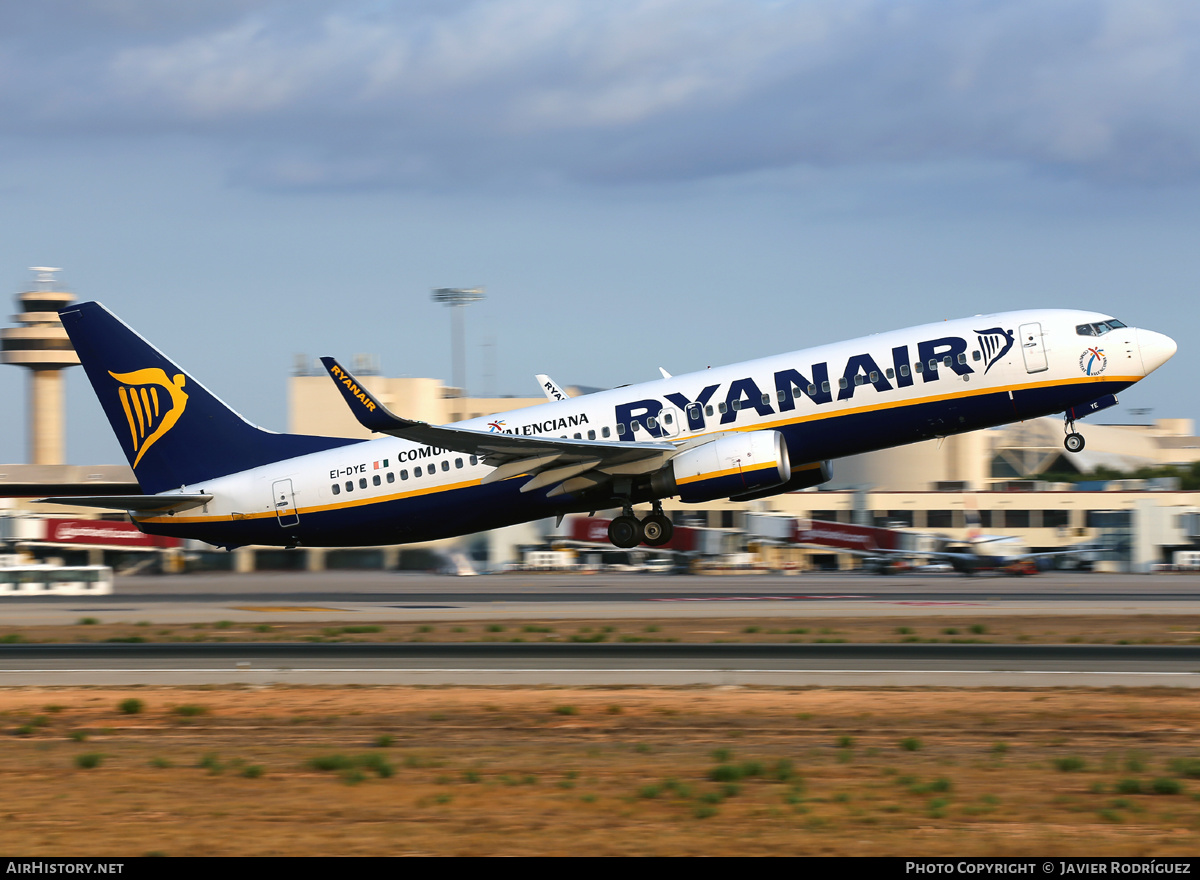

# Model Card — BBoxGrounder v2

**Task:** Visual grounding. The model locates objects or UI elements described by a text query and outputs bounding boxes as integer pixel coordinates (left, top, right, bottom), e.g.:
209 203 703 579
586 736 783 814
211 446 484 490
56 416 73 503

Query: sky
1 0 1198 465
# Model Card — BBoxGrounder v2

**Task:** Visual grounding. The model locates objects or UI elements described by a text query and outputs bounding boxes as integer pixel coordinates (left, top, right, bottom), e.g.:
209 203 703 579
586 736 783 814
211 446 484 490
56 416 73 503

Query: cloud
2 0 1199 188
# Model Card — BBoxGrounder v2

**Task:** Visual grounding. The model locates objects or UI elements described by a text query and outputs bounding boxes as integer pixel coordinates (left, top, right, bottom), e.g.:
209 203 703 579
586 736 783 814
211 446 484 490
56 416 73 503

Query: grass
307 753 394 780
5 684 1200 856
118 698 144 715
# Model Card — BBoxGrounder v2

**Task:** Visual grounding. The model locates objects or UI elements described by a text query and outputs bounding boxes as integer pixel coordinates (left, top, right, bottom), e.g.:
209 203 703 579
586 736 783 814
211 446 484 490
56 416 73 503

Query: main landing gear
608 501 674 549
1063 414 1086 453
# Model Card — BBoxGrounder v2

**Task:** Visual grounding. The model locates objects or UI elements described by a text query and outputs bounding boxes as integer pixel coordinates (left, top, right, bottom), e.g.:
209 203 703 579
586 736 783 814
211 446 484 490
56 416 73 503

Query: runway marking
883 601 989 606
4 668 1199 677
650 595 870 602
231 606 349 612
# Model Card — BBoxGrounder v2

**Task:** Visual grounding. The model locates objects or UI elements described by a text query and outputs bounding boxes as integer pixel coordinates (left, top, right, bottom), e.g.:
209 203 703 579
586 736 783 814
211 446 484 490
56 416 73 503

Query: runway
4 570 1200 626
4 570 1199 686
3 642 1199 687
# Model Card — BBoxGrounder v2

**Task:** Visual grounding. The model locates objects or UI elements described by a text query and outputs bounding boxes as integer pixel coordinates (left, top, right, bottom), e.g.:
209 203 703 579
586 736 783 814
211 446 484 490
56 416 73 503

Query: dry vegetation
4 613 1200 646
1 685 1199 856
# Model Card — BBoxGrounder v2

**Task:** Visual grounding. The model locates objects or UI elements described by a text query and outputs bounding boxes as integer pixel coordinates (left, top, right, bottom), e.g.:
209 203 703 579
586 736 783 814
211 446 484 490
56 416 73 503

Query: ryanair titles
614 332 991 440
328 363 377 413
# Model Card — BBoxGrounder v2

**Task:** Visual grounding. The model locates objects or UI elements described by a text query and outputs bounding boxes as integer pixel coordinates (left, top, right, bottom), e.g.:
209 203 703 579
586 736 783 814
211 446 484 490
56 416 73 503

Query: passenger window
885 368 895 379
777 390 786 403
372 474 381 486
400 469 409 480
821 380 830 393
943 356 953 367
900 365 910 377
469 456 478 465
646 417 658 429
663 414 672 425
387 472 395 483
972 350 981 361
345 481 353 492
415 466 422 477
928 359 938 370
705 405 714 416
617 423 626 436
587 430 595 439
869 371 879 383
718 402 728 414
730 401 740 412
914 362 923 373
957 353 966 365
573 432 581 439
602 427 610 438
441 460 449 472
332 484 341 495
359 478 367 489
838 377 849 390
806 384 817 396
853 374 864 386
761 393 770 406
455 458 463 468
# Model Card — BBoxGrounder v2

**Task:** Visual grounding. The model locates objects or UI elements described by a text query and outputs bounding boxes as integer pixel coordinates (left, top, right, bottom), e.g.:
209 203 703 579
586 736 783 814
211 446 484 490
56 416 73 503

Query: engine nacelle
653 430 791 503
731 459 832 501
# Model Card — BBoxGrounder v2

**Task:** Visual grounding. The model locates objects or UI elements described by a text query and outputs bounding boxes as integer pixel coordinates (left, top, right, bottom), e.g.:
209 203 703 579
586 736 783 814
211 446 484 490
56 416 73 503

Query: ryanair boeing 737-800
46 303 1175 550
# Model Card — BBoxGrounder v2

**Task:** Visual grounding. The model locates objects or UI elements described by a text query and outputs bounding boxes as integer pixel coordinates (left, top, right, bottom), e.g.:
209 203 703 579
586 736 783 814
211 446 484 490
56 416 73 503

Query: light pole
431 287 485 417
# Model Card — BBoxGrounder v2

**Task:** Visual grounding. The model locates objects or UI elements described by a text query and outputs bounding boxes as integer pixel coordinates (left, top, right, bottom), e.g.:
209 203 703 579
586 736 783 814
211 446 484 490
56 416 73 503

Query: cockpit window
1076 319 1126 337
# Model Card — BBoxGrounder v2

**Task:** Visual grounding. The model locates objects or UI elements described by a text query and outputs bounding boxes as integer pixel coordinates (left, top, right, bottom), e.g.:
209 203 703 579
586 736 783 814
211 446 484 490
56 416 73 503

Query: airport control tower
0 268 79 464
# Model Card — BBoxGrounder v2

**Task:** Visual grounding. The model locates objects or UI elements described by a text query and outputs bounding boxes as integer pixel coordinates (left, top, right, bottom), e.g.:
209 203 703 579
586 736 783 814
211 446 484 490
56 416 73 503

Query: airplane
861 513 1106 576
43 304 1175 554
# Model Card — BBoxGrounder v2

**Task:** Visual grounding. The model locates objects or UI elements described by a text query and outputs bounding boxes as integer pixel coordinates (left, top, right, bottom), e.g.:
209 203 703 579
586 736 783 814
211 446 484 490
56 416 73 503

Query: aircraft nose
1136 328 1177 376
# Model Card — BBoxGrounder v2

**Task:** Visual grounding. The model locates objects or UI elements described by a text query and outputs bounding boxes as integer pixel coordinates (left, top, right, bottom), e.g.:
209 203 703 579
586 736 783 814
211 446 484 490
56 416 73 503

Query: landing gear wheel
641 514 674 547
1064 432 1085 453
608 515 644 549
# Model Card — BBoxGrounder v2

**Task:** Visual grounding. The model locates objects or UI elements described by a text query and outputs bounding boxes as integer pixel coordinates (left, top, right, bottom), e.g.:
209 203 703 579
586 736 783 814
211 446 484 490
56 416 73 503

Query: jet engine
651 430 791 503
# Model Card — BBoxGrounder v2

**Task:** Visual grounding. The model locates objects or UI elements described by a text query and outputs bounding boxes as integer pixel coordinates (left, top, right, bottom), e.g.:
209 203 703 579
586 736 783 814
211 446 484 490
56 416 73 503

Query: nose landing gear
1063 414 1086 453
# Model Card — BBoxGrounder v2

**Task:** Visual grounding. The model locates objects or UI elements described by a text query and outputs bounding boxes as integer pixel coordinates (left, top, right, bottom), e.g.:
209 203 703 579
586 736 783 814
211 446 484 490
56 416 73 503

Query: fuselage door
656 406 684 438
1018 322 1048 374
272 478 299 527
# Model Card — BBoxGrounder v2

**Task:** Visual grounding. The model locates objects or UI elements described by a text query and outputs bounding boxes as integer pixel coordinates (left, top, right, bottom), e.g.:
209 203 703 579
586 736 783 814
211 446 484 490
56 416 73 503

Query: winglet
319 357 421 434
535 373 569 401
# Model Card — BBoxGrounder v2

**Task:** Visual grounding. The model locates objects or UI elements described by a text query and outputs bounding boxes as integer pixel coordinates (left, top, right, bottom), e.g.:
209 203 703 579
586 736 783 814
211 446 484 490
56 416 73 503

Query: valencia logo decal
1080 347 1107 376
109 368 189 466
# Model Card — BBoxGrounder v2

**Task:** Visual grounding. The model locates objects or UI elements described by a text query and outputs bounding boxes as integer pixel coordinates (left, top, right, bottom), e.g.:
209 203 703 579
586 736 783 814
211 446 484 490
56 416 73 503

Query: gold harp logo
109 369 189 467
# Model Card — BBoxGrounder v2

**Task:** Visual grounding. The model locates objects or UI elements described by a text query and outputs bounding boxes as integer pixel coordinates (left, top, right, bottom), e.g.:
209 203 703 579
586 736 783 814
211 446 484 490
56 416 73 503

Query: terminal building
2 273 1198 574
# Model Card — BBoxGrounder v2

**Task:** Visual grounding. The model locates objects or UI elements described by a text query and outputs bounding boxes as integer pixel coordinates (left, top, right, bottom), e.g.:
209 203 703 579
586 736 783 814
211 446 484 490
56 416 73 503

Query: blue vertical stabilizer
60 302 360 493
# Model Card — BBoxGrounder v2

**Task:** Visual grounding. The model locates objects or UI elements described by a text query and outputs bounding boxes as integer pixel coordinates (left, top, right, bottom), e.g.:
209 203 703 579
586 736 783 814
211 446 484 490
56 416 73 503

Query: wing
320 357 679 498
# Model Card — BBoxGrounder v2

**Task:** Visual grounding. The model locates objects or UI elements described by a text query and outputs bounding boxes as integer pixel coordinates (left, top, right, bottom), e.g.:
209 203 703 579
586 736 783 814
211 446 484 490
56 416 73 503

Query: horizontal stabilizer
37 494 213 513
